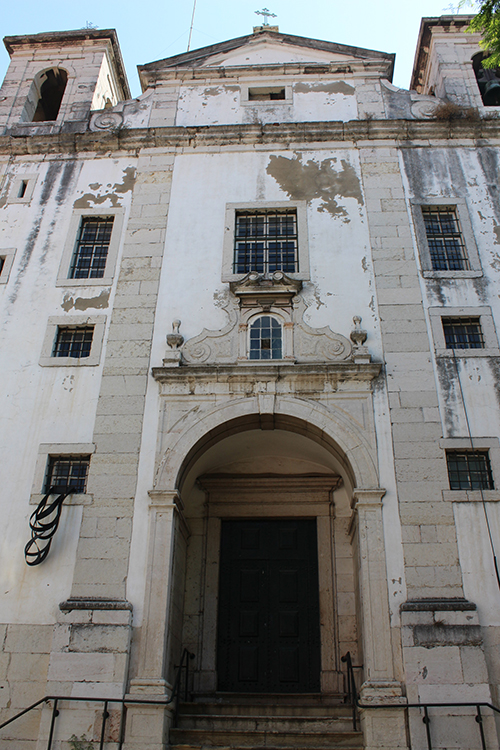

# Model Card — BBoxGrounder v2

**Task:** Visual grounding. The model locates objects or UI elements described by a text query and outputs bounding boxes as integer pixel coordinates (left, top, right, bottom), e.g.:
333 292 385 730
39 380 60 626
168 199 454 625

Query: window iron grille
44 455 90 495
249 316 282 360
234 209 298 274
422 206 470 271
52 326 94 358
69 217 114 279
446 450 494 491
442 317 485 349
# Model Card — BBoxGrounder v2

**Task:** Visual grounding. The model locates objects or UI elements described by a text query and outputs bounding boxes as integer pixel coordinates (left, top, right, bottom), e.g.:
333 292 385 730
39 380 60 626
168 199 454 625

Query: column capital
352 488 386 509
148 488 184 511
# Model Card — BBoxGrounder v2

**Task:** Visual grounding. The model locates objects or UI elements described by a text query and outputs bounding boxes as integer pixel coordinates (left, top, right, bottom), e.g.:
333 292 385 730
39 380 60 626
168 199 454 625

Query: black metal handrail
0 648 195 750
341 651 500 750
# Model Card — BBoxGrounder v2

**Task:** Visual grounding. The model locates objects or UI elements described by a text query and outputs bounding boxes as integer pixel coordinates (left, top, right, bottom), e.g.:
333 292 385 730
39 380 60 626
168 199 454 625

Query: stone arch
22 67 68 123
155 394 379 495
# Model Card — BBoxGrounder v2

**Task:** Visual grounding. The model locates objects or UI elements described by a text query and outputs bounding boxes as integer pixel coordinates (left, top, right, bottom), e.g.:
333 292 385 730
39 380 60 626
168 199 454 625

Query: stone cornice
152 361 382 385
141 59 391 86
2 119 500 157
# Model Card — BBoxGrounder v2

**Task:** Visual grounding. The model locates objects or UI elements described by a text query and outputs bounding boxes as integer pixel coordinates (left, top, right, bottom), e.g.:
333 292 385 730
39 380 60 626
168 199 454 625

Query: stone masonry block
107 324 154 341
394 459 447 483
93 415 144 435
48 652 116 682
404 543 459 568
69 624 130 653
461 646 489 683
404 645 463 685
383 333 431 351
399 391 439 408
390 408 425 423
98 376 148 397
95 395 145 416
90 453 140 473
7 653 49 682
76 537 131 561
396 480 446 502
72 558 128 588
4 625 52 654
93 434 142 454
394 441 442 459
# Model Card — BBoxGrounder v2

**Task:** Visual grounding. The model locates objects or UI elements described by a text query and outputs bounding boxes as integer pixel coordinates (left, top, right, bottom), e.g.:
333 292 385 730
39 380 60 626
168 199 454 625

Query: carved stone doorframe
194 474 348 695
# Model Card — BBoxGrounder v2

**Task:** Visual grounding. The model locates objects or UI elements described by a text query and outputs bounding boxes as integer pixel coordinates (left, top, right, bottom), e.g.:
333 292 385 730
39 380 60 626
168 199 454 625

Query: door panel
217 519 321 693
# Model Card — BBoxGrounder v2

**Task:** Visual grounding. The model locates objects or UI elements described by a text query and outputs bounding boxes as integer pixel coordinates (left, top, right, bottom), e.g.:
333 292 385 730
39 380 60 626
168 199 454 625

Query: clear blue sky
1 1 472 97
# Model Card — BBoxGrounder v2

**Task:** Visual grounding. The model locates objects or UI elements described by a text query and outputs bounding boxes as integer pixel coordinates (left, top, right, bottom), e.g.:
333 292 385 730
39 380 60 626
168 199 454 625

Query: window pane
44 456 91 494
249 316 283 360
70 217 114 279
422 206 469 271
442 318 484 350
234 210 298 273
52 326 94 358
446 451 494 490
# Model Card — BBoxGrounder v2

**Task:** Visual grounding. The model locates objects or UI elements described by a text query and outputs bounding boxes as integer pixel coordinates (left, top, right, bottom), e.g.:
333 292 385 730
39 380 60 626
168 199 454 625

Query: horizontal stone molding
152 361 382 386
60 597 133 611
401 598 477 612
2 119 500 157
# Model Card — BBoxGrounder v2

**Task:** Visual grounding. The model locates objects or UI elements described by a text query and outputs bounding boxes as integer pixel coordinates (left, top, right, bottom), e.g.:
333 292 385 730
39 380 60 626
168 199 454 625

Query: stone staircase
170 694 364 749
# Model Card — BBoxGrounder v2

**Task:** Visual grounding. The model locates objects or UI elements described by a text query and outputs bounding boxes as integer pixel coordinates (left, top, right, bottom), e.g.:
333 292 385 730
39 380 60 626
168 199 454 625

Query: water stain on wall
294 82 354 96
266 154 363 220
61 290 110 312
73 166 136 208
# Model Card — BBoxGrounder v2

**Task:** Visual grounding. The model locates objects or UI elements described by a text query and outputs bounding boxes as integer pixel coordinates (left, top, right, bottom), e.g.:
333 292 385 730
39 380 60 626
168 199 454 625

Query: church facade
1 15 500 750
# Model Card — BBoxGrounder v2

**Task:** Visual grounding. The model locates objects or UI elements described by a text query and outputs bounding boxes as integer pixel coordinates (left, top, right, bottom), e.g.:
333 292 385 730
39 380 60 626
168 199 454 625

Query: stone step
178 702 353 718
176 714 354 732
170 729 363 749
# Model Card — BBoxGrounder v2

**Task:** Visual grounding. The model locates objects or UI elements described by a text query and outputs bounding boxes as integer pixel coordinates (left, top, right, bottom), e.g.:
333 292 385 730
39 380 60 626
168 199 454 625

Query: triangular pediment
139 30 394 85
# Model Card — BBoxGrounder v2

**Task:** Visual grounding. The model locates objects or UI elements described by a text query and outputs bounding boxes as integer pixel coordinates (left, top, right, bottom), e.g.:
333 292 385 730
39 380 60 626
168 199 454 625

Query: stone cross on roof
255 7 277 26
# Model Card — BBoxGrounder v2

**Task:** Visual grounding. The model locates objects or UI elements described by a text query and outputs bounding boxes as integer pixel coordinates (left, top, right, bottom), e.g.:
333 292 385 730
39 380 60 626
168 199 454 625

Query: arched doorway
171 425 360 697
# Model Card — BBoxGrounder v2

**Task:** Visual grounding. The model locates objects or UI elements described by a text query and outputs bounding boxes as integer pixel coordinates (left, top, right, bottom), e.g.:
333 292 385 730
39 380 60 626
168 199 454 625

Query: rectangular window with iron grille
69 217 114 279
446 450 494 490
52 326 94 359
442 317 485 349
44 456 90 494
234 209 298 274
422 206 470 271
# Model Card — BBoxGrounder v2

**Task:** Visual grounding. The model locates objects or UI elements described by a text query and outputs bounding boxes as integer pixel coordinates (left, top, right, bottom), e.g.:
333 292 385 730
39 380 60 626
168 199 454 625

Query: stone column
124 490 187 750
353 489 409 750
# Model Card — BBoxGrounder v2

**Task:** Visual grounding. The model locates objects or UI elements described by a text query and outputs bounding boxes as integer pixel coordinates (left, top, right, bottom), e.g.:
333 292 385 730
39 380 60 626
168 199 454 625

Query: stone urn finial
350 316 367 348
166 319 184 350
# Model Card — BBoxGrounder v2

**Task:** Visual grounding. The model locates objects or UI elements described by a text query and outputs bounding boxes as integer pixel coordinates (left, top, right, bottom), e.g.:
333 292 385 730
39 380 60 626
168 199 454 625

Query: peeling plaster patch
73 166 136 208
294 81 354 96
490 253 500 272
61 290 110 312
361 256 369 272
493 226 500 245
266 154 363 220
89 182 102 191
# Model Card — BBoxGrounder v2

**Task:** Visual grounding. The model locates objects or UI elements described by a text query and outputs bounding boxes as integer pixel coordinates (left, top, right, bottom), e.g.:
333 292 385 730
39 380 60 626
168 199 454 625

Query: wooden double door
217 519 321 693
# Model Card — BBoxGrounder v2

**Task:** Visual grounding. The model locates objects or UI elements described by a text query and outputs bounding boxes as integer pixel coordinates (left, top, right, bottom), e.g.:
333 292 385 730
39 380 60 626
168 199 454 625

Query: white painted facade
0 17 500 750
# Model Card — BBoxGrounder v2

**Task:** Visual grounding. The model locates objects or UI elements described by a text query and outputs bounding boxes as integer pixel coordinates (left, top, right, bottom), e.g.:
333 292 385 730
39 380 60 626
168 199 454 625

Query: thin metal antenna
187 0 197 52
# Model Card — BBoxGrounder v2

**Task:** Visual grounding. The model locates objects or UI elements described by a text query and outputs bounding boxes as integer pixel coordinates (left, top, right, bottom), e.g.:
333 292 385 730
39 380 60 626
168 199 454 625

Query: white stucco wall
0 155 134 623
